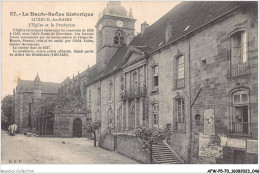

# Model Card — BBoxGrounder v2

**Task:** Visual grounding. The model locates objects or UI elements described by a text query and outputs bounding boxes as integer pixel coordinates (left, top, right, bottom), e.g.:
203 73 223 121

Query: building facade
12 73 60 134
12 1 258 163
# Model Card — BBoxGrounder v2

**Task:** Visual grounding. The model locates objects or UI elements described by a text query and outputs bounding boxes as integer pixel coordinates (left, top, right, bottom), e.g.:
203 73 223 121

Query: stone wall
99 133 115 151
116 134 150 163
99 133 150 163
188 7 258 163
54 113 88 137
144 5 258 164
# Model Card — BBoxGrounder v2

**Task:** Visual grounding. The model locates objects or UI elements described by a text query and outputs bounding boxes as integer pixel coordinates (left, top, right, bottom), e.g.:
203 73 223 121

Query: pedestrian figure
8 124 18 136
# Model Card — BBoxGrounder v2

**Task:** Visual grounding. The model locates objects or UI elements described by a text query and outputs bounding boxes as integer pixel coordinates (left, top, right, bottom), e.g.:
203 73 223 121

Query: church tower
33 72 42 101
96 1 136 70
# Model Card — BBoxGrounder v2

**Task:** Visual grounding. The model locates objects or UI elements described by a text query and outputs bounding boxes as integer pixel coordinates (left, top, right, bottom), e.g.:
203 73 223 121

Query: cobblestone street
1 130 138 164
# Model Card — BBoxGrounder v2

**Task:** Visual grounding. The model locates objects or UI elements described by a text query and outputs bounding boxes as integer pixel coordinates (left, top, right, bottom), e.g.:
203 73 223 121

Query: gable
124 52 142 65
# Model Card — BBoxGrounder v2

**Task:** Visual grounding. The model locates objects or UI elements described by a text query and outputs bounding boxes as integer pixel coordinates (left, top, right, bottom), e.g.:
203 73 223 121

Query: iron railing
121 85 146 100
231 62 250 77
231 122 251 135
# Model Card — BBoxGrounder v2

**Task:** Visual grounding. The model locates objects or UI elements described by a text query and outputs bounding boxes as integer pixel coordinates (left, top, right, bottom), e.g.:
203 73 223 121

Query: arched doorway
73 118 82 137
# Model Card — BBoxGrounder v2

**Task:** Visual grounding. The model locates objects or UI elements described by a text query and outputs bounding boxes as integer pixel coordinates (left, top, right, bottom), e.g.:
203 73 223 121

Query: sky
1 1 181 99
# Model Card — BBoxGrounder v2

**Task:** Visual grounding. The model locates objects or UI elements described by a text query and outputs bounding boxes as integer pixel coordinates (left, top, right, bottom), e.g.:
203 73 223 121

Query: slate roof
86 45 128 84
18 80 60 94
85 1 248 85
130 1 244 50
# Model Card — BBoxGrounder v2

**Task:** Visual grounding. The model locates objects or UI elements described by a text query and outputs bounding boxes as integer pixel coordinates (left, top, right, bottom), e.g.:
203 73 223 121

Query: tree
1 95 13 130
134 127 171 164
83 120 101 147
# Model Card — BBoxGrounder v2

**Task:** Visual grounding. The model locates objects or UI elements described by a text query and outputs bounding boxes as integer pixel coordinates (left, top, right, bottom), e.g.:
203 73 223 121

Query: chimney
165 19 172 43
141 21 149 34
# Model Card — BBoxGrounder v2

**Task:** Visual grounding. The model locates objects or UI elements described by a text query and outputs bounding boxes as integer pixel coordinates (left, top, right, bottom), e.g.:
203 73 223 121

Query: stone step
153 149 170 152
157 159 180 162
157 160 180 163
158 162 182 164
152 142 182 164
152 145 167 148
152 147 169 150
153 154 179 159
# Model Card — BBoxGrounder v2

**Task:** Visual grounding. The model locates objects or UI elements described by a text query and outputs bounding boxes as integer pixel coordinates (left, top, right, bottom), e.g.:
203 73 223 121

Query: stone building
12 1 258 164
12 73 60 134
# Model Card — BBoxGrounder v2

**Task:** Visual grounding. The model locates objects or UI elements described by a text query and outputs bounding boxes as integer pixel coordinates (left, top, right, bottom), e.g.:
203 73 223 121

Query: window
109 80 113 102
131 105 136 129
177 98 185 123
152 65 159 88
231 31 247 64
28 103 32 127
97 85 101 106
108 106 113 131
231 30 249 77
232 90 250 135
133 72 138 90
116 105 122 132
89 90 91 103
133 72 137 83
176 55 185 88
83 82 87 101
120 75 124 91
153 103 159 127
114 30 125 45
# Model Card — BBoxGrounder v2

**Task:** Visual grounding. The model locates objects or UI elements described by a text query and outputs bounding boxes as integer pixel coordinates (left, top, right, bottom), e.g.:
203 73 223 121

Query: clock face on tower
116 20 123 28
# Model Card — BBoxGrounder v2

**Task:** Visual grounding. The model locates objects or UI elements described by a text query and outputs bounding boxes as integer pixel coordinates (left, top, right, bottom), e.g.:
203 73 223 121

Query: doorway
73 118 82 137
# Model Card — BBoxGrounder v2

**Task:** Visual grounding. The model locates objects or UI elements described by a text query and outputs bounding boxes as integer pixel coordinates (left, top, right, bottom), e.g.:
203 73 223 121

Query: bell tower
33 72 42 101
96 1 136 70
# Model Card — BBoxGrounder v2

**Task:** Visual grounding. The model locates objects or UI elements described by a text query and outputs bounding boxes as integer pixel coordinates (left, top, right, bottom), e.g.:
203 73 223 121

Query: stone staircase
152 141 183 164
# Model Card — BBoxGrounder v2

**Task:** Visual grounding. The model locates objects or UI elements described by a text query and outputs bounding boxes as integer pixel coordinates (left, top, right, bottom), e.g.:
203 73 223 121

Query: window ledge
173 130 186 134
151 87 158 93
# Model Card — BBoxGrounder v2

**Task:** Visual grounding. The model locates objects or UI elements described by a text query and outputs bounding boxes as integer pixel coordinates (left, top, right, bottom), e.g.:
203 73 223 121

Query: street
1 130 138 164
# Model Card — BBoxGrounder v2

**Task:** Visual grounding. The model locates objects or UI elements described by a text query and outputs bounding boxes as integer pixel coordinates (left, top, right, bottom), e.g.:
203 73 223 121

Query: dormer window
114 30 125 45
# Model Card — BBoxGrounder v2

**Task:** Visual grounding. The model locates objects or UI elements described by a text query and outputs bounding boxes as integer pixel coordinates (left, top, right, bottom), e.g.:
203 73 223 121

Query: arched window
231 89 250 135
230 30 249 77
114 30 125 45
176 55 184 88
152 65 159 89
